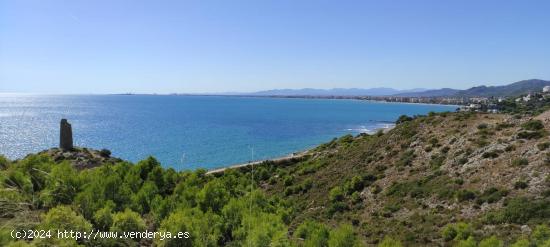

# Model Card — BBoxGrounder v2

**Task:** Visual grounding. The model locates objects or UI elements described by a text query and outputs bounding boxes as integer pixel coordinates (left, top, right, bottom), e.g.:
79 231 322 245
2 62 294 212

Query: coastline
205 124 396 175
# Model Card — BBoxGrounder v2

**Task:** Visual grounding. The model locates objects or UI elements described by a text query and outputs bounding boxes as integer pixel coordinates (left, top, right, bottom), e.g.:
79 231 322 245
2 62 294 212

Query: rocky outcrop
38 147 122 169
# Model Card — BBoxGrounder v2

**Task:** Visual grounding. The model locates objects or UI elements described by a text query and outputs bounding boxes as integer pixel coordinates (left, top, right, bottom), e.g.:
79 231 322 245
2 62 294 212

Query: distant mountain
390 79 550 97
245 79 550 98
249 87 428 96
456 79 550 97
393 88 460 97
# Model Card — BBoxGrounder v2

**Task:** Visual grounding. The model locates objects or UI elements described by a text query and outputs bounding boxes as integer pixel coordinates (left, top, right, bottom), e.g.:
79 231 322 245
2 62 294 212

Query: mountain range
248 87 428 96
247 79 550 98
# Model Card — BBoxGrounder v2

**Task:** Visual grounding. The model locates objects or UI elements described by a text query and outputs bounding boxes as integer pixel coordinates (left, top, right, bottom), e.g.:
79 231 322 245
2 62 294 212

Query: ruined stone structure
60 119 73 150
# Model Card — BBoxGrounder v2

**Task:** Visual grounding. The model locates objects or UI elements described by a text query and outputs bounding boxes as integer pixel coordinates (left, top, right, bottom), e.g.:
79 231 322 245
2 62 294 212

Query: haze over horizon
1 0 549 94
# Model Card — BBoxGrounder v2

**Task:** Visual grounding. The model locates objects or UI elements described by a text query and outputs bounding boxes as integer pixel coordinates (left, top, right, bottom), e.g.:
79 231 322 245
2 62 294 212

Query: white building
543 86 550 93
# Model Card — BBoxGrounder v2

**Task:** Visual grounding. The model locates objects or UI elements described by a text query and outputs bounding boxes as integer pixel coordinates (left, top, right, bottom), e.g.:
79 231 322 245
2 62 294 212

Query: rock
521 225 532 235
60 119 73 150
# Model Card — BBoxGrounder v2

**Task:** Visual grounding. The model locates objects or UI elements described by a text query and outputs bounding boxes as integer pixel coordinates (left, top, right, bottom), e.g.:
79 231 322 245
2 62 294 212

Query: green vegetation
2 110 550 246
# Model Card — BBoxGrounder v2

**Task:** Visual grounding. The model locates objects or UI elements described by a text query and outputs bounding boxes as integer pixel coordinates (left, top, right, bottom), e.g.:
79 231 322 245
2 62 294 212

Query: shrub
512 158 529 167
429 154 446 169
514 181 528 189
482 150 500 159
283 176 294 186
477 123 489 130
111 208 146 233
441 224 457 241
350 192 362 204
328 224 358 247
478 236 503 247
293 220 329 246
396 150 416 167
522 120 544 131
396 115 413 124
486 197 550 224
456 236 477 247
378 236 403 247
429 137 439 146
505 145 516 152
39 206 92 233
538 142 550 151
517 131 544 140
510 238 530 247
531 224 550 246
476 187 508 204
496 122 514 130
441 222 473 241
99 149 111 158
456 190 476 202
327 202 348 216
0 155 8 169
329 186 345 202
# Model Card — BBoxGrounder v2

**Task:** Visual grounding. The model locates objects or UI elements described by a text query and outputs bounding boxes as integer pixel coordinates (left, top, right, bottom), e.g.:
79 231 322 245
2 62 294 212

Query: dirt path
205 150 310 175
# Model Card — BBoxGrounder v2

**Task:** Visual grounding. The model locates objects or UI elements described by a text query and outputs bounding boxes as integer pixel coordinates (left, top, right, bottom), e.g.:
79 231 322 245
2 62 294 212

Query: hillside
456 79 550 97
246 79 550 98
256 111 550 246
1 110 550 246
393 88 459 97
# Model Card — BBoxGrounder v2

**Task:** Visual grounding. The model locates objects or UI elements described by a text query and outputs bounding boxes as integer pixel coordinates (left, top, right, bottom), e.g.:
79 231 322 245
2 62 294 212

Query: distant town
240 85 550 114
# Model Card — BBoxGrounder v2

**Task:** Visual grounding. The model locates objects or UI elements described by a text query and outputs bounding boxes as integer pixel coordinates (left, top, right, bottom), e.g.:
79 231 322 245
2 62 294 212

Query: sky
1 0 549 94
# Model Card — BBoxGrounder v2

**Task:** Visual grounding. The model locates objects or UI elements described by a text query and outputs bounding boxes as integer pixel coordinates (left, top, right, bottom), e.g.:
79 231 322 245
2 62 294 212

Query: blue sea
0 95 456 170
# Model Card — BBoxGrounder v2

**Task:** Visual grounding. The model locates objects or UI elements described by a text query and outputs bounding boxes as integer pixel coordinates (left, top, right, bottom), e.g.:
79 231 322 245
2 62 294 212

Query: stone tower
60 119 73 150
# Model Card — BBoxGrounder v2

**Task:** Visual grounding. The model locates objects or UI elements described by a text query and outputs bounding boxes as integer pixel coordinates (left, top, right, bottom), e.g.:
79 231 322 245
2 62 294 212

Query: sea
0 95 456 170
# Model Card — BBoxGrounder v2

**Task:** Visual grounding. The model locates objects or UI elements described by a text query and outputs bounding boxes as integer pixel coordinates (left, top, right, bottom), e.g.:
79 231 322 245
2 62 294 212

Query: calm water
0 95 456 170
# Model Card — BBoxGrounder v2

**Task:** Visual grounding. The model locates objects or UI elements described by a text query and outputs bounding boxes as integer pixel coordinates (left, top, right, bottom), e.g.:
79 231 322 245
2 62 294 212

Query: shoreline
205 124 396 175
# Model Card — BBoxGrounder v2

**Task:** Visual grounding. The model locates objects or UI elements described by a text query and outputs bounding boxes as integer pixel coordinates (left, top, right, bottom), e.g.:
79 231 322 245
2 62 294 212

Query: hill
392 88 459 97
1 111 550 246
396 79 550 97
246 79 550 98
456 79 550 97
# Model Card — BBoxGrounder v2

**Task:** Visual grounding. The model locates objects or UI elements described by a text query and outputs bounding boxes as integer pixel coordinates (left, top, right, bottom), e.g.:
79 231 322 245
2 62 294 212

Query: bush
328 224 358 247
99 149 112 158
482 150 500 159
477 123 489 130
517 131 544 140
39 206 92 233
378 236 403 247
476 187 507 205
110 208 146 233
396 115 413 124
512 158 529 167
329 187 345 202
456 190 476 202
441 222 473 241
294 220 329 246
441 224 457 241
522 120 544 131
538 142 550 151
514 181 528 189
531 224 550 246
396 150 416 167
486 197 550 224
457 157 468 165
283 176 294 186
327 202 348 216
0 155 8 169
456 236 477 247
478 236 503 247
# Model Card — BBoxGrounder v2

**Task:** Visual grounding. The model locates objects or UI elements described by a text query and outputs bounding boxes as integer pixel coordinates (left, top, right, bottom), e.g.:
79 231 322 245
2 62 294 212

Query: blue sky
1 0 549 94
